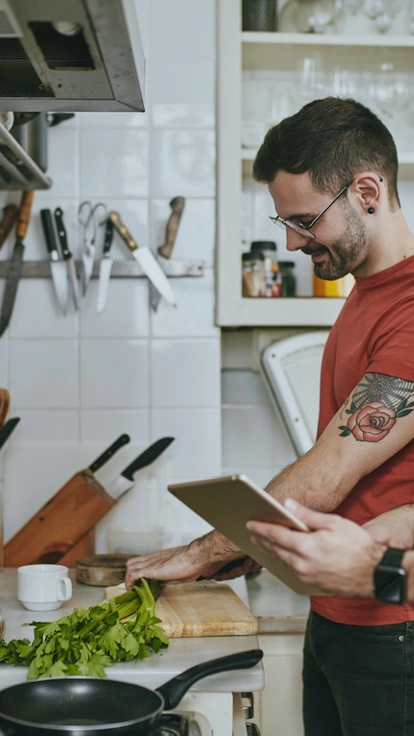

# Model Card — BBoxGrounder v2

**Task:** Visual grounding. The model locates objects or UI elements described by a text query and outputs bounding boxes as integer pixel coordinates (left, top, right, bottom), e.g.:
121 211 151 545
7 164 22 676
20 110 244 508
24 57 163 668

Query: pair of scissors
78 201 108 296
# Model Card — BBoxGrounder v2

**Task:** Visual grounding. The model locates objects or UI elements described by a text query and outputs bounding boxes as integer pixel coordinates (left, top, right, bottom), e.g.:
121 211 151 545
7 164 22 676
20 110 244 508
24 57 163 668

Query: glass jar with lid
242 251 266 297
250 241 282 297
278 261 297 297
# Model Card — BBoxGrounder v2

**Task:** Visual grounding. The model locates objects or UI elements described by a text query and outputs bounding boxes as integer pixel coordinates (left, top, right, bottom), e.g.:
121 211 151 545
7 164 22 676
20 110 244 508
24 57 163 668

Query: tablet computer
168 474 320 596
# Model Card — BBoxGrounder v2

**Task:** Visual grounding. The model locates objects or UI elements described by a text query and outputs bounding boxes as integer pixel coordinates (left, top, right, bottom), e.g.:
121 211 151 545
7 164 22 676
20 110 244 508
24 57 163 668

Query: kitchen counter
0 568 264 693
247 570 310 633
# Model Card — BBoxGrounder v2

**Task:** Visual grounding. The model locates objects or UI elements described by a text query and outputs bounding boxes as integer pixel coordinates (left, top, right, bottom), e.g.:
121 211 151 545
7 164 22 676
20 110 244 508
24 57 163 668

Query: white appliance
260 331 330 457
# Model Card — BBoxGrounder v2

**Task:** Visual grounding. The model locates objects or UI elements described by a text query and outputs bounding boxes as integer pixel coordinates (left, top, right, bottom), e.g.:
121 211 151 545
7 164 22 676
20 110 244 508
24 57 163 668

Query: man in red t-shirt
125 98 414 734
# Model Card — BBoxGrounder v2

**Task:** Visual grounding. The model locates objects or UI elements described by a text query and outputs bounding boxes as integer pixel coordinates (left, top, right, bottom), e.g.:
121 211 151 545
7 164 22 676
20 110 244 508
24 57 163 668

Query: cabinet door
255 634 304 736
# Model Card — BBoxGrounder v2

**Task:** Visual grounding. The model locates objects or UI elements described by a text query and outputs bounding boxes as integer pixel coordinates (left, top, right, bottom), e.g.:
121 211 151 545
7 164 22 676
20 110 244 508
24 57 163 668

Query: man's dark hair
253 97 400 209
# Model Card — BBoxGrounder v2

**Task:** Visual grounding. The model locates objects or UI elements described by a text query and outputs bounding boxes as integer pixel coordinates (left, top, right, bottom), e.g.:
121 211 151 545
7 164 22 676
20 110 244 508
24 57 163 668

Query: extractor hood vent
0 0 146 112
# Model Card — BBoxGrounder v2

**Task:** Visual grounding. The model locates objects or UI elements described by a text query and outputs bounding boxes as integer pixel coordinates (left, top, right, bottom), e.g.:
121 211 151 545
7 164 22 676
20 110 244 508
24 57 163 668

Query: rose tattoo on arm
339 373 414 443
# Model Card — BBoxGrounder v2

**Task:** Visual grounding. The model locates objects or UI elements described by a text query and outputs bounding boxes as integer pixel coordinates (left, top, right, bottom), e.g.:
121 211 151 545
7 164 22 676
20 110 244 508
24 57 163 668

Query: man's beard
302 203 368 281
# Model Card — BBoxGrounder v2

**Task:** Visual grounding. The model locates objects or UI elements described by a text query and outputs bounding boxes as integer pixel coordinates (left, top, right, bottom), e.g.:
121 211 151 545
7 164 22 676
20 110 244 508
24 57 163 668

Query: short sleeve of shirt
367 295 414 382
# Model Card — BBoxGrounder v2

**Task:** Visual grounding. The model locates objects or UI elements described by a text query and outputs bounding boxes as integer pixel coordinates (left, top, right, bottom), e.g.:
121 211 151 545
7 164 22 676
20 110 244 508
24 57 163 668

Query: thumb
284 497 333 531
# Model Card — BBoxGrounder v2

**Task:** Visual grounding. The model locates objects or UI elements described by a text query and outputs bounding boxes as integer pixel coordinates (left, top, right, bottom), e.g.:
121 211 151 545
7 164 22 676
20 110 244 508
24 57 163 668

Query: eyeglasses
269 178 355 241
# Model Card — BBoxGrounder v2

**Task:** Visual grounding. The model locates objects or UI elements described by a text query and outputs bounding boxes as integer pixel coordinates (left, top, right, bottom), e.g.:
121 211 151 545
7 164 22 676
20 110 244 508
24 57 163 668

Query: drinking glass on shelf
342 0 364 13
278 0 339 34
297 53 326 105
363 0 383 20
374 0 405 33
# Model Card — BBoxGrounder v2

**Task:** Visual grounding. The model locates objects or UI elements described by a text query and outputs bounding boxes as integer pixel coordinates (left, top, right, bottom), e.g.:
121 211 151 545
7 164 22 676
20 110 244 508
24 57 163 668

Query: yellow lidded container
313 273 355 297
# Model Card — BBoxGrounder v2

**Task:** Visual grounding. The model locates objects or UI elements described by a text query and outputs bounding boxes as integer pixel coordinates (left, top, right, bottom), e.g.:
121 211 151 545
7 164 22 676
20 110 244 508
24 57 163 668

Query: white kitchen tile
150 129 215 198
9 281 79 339
149 0 215 60
151 59 215 128
80 129 149 198
10 340 79 409
222 405 296 469
151 408 221 476
80 339 149 408
24 199 80 260
151 339 220 408
79 111 148 128
162 483 213 542
0 336 8 387
3 443 85 541
81 410 150 445
80 279 150 338
151 270 219 338
133 0 150 58
150 198 215 266
221 369 271 406
10 411 79 443
35 128 80 201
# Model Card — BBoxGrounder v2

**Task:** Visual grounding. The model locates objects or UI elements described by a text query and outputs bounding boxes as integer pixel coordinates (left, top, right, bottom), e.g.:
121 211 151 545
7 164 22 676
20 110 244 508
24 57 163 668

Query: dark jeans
303 611 414 736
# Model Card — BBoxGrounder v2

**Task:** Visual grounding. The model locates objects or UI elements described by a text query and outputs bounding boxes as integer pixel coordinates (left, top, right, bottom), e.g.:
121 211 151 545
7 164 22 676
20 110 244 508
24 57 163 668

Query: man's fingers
247 520 302 551
283 498 335 531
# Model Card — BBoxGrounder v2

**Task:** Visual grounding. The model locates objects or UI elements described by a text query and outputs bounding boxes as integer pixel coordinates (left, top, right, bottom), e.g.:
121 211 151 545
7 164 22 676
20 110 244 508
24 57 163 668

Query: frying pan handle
156 649 263 711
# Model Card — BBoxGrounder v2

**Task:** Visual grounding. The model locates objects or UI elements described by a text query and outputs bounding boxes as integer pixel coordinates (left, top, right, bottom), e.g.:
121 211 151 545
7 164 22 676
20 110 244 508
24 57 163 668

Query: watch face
374 567 406 605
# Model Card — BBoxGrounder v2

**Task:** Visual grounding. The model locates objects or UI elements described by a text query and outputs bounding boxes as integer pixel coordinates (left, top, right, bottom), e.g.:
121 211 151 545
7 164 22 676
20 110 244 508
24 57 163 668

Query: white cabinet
255 633 305 736
216 0 414 327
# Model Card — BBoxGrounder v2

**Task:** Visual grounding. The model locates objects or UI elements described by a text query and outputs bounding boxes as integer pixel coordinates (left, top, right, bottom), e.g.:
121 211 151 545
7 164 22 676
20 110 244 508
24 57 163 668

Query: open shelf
241 32 414 48
217 296 345 328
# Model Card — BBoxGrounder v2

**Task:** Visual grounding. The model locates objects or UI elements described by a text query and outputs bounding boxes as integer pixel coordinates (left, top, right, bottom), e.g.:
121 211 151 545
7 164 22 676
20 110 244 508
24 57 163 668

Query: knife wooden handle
0 205 19 250
16 190 35 241
158 196 185 259
109 211 138 252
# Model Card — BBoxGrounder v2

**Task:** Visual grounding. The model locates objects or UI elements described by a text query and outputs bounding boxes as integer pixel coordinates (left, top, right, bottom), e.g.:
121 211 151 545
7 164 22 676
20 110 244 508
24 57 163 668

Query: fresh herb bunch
0 579 169 680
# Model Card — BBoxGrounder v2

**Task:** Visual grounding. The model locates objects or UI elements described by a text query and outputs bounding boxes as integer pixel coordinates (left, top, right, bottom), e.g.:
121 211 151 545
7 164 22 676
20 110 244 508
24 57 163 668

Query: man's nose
285 229 308 252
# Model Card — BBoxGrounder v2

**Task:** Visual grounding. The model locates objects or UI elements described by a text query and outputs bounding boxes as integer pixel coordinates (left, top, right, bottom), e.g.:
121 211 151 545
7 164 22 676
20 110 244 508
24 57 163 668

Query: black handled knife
54 207 81 311
106 436 175 501
0 417 20 452
97 218 114 313
40 209 69 316
88 433 131 474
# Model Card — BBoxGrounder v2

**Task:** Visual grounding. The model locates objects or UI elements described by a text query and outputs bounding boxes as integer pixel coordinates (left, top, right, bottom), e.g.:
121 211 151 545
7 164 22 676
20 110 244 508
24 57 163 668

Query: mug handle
57 577 72 601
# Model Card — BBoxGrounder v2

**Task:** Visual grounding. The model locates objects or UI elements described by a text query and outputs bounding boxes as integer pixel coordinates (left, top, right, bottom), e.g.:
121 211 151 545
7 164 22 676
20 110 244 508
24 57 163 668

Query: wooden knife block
4 471 116 567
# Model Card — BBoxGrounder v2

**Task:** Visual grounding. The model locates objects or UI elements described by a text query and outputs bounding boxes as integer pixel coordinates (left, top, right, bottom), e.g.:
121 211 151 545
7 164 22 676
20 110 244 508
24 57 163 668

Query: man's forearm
265 437 358 512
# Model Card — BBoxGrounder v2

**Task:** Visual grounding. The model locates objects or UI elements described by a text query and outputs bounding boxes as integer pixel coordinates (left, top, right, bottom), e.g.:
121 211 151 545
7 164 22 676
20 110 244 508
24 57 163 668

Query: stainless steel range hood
0 0 146 112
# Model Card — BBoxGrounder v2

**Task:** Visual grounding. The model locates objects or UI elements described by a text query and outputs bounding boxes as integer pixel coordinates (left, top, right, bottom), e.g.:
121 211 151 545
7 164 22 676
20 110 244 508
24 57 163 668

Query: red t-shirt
311 255 414 625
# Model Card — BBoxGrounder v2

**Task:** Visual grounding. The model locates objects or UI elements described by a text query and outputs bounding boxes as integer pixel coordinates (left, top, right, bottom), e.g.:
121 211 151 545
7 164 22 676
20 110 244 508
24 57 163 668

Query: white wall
0 0 219 553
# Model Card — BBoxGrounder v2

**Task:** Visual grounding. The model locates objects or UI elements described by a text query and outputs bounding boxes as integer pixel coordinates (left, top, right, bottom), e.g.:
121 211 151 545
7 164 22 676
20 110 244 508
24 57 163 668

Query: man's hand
247 498 386 597
363 505 414 549
125 531 245 590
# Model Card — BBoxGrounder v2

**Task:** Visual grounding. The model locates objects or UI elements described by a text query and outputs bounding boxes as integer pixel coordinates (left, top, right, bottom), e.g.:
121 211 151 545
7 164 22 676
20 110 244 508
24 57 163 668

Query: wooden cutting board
106 582 258 637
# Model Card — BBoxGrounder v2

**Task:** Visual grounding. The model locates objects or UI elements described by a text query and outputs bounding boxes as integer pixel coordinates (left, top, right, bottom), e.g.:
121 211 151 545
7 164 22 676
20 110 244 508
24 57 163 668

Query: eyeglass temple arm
305 178 355 230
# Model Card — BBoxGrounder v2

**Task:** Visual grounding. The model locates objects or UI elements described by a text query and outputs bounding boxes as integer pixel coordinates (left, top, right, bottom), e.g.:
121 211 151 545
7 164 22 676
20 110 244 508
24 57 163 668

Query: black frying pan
0 649 263 736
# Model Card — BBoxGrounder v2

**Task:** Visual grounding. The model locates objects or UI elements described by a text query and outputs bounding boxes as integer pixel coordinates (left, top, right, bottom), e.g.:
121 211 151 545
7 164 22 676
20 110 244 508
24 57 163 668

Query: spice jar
250 241 282 297
278 261 297 297
242 251 266 297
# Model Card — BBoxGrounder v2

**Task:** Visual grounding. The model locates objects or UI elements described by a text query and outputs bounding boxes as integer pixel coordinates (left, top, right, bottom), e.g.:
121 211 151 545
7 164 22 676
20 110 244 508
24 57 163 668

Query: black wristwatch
373 548 407 604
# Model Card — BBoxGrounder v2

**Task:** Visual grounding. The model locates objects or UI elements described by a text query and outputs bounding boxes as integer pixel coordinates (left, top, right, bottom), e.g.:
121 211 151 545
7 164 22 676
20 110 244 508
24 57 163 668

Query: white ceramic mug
17 564 72 611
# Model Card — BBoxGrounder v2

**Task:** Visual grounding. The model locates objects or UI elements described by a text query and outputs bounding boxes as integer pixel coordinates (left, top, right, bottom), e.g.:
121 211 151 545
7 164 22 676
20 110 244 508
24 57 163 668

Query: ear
351 174 383 214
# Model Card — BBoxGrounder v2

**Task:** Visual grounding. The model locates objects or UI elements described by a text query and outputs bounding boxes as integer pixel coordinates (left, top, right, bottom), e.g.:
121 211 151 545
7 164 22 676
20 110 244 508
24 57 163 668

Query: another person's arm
126 371 414 588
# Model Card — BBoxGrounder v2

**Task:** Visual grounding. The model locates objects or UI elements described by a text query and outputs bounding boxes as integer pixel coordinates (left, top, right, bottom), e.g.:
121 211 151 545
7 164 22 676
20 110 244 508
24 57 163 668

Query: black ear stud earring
368 207 375 214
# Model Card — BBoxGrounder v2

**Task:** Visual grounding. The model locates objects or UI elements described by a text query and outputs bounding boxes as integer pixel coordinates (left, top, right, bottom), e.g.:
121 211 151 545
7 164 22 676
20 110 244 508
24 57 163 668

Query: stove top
149 711 212 736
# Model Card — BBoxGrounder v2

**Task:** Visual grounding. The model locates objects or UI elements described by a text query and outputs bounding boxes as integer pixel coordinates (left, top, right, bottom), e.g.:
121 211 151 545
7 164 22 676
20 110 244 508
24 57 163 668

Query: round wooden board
76 553 132 586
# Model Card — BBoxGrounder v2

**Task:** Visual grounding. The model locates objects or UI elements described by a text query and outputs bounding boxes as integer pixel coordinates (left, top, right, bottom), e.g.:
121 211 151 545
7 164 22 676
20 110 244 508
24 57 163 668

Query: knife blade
110 211 177 307
0 205 19 251
0 190 34 338
88 433 130 474
150 196 185 312
106 436 175 501
97 218 114 313
40 208 69 316
0 417 20 452
54 207 81 311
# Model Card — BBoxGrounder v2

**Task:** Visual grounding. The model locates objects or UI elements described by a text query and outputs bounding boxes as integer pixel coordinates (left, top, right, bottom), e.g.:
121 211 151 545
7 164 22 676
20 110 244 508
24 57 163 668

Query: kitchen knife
150 196 185 312
106 436 175 500
96 218 114 313
0 205 19 250
40 208 69 316
110 211 177 307
0 190 34 338
54 206 81 311
88 433 130 474
0 417 20 452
